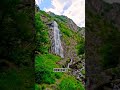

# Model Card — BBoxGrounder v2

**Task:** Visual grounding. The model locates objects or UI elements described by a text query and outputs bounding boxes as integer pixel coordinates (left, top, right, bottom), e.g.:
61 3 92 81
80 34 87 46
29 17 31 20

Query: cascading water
53 21 64 58
48 21 64 58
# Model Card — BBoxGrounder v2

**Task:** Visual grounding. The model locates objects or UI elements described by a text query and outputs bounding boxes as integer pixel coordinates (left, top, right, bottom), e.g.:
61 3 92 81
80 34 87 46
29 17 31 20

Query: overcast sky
35 0 85 27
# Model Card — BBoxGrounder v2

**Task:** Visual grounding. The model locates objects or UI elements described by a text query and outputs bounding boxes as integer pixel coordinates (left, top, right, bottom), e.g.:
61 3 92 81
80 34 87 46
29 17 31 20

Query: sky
35 0 85 27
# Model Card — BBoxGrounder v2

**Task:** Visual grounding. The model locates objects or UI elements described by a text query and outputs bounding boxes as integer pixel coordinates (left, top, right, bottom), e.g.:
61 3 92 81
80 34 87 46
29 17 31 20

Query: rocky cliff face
66 18 78 32
86 0 120 30
47 11 79 32
86 0 120 89
48 21 64 58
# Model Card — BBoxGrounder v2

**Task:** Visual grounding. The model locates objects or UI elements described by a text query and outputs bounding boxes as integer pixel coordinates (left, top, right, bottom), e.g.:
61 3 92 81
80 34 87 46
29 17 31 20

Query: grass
58 22 73 37
59 75 85 90
35 54 63 84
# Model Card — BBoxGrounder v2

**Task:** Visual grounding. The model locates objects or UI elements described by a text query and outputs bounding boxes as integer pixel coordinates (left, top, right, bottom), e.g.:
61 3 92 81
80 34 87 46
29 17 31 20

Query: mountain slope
35 8 85 90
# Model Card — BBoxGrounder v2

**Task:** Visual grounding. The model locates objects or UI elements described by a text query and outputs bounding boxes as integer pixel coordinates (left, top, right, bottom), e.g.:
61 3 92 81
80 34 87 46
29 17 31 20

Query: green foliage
87 8 120 69
0 67 34 90
97 17 120 69
35 84 45 90
58 22 73 37
40 10 50 18
35 10 85 89
59 76 85 90
77 37 85 55
35 12 50 54
81 70 85 75
35 54 62 84
0 0 35 65
54 15 67 23
0 69 22 90
0 0 35 89
35 84 40 90
100 43 120 69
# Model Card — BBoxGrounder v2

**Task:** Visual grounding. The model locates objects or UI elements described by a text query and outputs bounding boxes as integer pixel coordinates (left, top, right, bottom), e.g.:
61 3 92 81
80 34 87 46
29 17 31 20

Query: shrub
58 23 73 37
35 12 50 54
59 76 85 90
77 37 85 55
35 54 62 84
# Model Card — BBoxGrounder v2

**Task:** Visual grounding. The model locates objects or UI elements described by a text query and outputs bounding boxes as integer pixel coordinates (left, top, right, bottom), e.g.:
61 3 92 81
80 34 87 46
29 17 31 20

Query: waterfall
48 21 64 58
53 21 64 58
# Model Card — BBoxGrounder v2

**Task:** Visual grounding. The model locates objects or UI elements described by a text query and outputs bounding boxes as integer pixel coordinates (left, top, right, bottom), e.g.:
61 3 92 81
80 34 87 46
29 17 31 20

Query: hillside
35 7 85 90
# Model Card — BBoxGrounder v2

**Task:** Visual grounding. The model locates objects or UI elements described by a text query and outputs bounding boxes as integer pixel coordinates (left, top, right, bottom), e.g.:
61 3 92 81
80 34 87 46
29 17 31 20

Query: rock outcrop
47 11 79 32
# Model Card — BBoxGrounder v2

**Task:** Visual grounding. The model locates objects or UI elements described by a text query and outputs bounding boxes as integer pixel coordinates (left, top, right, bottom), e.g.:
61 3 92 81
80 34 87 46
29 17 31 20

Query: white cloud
44 0 85 27
44 0 69 15
63 0 85 27
35 0 43 6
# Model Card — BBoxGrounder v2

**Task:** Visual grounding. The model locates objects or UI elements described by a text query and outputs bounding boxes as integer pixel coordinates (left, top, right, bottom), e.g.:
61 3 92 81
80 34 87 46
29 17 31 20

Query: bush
35 54 62 84
35 84 45 90
77 37 85 55
35 12 50 54
59 76 85 90
59 23 73 37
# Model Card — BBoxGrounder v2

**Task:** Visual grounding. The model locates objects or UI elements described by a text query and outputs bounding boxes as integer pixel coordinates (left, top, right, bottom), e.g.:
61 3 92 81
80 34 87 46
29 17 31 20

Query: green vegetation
35 84 46 90
35 12 50 54
35 11 63 85
35 54 62 84
0 0 35 89
35 84 40 90
0 69 22 90
35 9 85 90
99 21 120 69
81 70 85 75
54 15 68 23
59 75 85 90
77 37 85 55
86 7 120 69
58 22 73 37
